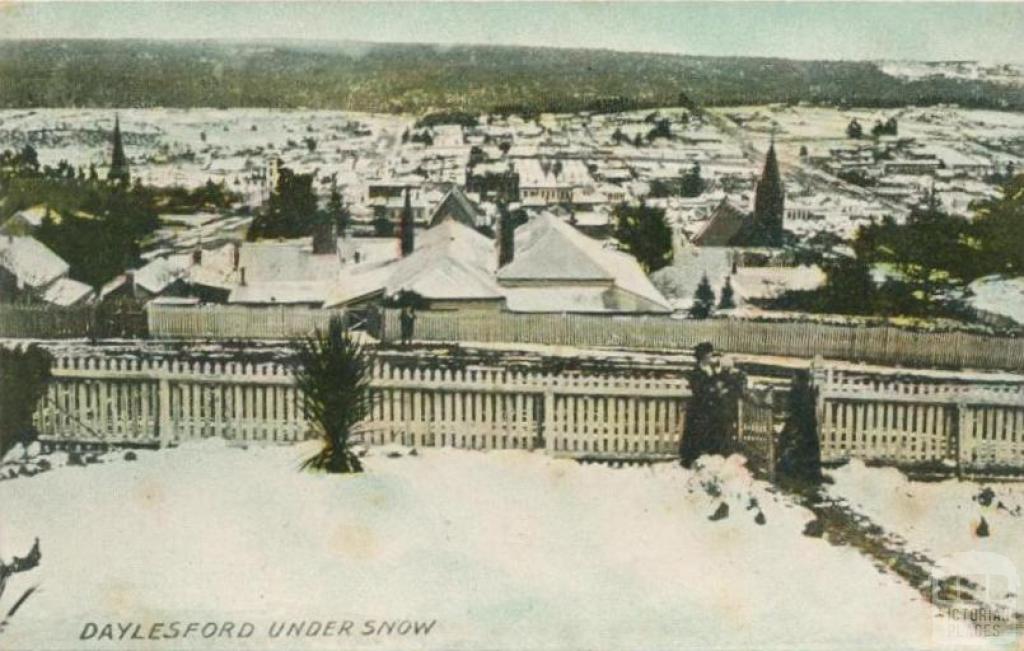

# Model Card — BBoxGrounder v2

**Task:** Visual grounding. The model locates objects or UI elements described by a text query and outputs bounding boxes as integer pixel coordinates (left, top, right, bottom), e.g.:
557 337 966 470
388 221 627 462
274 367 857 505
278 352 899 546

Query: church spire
753 137 785 247
108 114 130 185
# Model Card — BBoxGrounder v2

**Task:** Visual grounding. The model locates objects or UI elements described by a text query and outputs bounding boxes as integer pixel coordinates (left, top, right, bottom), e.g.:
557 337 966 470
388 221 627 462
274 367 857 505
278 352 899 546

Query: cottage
497 213 671 314
0 234 93 306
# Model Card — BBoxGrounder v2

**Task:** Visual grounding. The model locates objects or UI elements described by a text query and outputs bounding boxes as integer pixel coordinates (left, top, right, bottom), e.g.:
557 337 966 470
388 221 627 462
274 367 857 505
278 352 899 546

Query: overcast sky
1 2 1023 62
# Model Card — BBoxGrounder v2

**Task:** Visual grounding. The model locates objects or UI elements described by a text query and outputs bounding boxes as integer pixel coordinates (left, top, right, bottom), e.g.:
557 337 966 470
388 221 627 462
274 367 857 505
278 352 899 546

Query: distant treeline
1 40 1023 114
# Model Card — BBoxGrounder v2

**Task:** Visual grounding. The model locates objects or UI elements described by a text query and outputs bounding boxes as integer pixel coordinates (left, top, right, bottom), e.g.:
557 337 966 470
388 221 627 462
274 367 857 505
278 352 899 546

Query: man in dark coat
399 305 416 346
679 342 741 467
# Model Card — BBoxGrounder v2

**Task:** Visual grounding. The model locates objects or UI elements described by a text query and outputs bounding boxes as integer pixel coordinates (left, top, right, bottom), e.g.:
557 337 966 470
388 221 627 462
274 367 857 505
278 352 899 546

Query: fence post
810 355 826 429
954 402 967 479
541 388 554 451
157 363 172 448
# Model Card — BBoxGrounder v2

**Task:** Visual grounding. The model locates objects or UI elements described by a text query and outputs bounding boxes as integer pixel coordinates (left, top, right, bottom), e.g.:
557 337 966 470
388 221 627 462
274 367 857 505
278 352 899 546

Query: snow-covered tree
689 274 716 319
718 277 736 310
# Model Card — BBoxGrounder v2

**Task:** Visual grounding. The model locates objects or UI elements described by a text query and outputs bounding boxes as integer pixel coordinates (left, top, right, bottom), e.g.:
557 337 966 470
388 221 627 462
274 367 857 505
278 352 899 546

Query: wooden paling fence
0 304 100 338
0 303 147 338
32 356 692 459
147 304 349 340
382 309 1024 373
813 364 1024 474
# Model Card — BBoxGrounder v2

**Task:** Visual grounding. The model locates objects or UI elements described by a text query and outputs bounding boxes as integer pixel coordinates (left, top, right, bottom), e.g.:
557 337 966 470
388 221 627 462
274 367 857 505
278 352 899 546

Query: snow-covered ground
0 441 1004 650
829 460 1024 608
969 275 1024 326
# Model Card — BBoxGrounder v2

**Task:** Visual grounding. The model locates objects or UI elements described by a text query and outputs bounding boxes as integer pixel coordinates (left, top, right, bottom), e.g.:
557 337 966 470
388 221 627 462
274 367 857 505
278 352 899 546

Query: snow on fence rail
382 309 1024 373
813 364 1024 473
32 356 692 459
147 304 349 339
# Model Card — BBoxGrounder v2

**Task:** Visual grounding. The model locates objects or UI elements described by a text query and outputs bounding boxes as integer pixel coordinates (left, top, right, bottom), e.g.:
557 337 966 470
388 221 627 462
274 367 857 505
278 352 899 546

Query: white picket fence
33 356 691 459
813 365 1024 472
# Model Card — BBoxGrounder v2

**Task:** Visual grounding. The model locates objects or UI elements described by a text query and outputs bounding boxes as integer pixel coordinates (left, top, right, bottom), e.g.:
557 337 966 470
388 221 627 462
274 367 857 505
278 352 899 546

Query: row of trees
846 117 898 139
1 144 245 289
0 146 163 289
768 174 1024 320
649 163 706 199
689 274 736 318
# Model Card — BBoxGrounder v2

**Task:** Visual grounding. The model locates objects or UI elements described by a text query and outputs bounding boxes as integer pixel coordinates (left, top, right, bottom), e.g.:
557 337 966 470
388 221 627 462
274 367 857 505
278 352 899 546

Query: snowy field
829 461 1024 610
0 440 1006 650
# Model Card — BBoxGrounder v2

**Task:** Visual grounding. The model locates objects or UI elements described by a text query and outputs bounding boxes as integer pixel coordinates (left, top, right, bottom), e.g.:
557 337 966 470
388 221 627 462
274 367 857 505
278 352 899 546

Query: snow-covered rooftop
0 234 69 289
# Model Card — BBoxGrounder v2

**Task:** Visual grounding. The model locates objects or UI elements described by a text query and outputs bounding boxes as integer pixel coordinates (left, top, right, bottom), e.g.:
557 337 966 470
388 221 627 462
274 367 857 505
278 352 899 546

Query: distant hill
1 39 1022 114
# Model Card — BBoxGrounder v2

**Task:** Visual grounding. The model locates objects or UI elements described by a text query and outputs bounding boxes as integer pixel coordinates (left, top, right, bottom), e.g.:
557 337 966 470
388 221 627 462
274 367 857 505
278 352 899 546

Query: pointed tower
108 115 130 185
752 138 785 247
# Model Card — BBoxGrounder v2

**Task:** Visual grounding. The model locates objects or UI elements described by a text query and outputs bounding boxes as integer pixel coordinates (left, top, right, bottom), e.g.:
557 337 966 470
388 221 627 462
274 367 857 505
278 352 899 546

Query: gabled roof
10 205 50 228
41 277 94 307
323 219 502 308
99 274 131 301
237 239 341 283
428 186 482 228
498 214 611 282
692 198 750 247
228 281 329 306
133 255 191 294
0 235 68 289
498 213 671 312
382 219 501 300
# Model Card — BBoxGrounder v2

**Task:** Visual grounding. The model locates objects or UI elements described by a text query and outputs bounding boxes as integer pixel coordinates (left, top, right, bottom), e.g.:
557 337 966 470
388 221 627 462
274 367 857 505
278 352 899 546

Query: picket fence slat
814 364 1024 472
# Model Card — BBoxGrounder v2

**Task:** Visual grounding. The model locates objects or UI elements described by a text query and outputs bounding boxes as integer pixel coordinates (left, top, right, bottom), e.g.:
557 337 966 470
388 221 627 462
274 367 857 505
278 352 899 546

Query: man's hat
694 342 715 357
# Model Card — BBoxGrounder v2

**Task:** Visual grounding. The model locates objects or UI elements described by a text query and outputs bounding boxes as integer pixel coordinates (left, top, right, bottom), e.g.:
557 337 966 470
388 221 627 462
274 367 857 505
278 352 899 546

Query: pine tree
327 181 349 237
399 188 415 256
718 277 736 310
690 273 716 319
612 202 674 272
775 370 823 486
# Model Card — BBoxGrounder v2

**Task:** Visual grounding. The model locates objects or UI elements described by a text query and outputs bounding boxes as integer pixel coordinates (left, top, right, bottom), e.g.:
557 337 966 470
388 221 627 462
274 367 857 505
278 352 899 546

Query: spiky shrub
293 317 374 473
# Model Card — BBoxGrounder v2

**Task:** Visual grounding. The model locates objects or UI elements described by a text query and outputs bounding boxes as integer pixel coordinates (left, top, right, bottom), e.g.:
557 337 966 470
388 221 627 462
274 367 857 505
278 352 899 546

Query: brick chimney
497 203 515 268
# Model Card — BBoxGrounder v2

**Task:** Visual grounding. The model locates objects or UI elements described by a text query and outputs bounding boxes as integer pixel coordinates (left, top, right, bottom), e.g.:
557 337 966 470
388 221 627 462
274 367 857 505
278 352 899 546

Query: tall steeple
752 136 785 247
108 114 130 185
